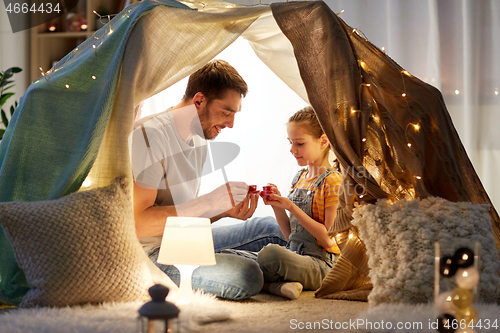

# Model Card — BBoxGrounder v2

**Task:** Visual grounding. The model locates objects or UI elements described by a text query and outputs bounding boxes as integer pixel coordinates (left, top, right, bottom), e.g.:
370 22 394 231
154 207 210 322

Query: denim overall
287 167 338 266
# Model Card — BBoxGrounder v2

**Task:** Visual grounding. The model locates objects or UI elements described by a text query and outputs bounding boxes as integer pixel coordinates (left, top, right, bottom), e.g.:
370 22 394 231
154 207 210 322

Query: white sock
269 282 303 300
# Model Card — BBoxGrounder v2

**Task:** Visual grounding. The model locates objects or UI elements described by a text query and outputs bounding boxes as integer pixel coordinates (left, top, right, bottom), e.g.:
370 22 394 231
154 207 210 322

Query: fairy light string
348 16 426 200
35 3 129 88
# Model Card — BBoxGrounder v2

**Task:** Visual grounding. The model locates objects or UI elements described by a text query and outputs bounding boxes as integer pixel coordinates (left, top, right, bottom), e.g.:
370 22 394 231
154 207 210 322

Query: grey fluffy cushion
352 197 500 306
0 176 155 308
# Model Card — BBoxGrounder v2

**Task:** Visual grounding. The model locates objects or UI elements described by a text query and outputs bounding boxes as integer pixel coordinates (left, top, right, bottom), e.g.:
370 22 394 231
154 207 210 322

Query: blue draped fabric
0 0 190 306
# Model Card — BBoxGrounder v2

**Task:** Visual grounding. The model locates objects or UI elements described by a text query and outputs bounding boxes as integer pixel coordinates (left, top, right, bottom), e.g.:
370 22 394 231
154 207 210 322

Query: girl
258 106 342 300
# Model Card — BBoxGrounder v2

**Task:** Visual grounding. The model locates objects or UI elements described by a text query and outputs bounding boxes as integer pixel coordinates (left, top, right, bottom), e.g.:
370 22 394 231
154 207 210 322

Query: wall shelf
30 0 119 81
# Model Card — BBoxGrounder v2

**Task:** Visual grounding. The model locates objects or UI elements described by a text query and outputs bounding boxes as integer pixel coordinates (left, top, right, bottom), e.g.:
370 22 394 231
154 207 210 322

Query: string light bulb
412 123 420 131
358 60 368 71
362 138 367 142
65 84 70 89
455 90 460 95
402 93 407 97
416 176 422 180
407 143 412 148
39 67 48 81
92 75 96 80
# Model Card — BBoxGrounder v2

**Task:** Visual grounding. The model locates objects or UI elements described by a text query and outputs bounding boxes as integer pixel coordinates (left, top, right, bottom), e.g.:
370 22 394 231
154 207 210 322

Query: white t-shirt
129 107 207 252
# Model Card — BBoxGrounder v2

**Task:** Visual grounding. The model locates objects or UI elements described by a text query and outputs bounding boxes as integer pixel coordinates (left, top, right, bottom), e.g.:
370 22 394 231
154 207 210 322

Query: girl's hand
266 183 281 196
263 193 293 211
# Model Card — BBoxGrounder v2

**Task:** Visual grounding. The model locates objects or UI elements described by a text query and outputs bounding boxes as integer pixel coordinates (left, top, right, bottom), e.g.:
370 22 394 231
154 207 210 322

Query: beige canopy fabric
270 1 500 300
85 0 271 189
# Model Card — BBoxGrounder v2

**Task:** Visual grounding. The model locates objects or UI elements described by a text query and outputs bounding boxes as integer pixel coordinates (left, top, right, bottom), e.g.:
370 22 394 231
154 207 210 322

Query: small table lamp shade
157 217 216 266
157 217 216 303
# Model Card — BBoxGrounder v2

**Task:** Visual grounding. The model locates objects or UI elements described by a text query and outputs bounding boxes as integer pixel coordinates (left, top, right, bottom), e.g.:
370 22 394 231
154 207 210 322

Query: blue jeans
212 216 287 252
150 216 287 300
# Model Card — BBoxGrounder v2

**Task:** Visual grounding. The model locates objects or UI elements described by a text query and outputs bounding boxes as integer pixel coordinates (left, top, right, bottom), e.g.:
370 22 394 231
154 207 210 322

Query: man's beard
193 103 216 140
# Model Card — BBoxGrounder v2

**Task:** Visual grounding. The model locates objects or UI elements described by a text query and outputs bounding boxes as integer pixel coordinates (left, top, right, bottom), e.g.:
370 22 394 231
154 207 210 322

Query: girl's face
287 122 327 167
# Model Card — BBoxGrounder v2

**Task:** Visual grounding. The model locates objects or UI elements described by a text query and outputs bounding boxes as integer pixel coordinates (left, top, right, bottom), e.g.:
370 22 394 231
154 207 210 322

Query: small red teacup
248 185 260 195
259 185 274 198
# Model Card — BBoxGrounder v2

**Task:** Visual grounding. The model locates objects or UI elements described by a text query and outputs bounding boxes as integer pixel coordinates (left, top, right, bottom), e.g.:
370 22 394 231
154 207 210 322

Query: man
130 60 285 300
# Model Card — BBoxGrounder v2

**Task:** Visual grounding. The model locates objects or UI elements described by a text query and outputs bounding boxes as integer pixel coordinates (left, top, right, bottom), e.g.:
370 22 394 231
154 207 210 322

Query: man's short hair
183 60 248 102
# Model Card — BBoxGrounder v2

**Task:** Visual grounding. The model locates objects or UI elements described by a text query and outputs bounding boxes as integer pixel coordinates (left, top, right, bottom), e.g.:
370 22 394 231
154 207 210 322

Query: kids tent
1 0 499 305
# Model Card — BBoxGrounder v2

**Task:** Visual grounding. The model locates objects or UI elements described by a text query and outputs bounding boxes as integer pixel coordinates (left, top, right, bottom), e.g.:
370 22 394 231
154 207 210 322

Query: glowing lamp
157 217 216 303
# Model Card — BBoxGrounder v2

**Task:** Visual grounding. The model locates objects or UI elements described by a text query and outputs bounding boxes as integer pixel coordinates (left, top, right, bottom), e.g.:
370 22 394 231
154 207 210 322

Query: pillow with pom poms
352 197 500 306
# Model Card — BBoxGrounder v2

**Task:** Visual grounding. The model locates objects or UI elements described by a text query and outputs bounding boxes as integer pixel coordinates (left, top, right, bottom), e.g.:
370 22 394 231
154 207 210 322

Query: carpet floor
205 291 369 332
2 291 499 332
0 291 369 333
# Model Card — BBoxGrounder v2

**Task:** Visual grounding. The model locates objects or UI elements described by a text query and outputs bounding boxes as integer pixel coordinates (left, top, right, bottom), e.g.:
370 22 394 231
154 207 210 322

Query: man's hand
200 181 252 220
211 181 249 209
222 192 259 220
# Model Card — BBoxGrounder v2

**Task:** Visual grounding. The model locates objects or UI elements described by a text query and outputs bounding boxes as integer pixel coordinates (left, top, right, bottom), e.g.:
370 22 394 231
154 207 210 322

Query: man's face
196 90 242 140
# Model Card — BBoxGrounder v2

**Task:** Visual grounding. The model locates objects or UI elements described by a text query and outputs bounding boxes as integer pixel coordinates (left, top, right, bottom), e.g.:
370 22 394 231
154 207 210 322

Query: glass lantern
434 242 481 332
137 284 180 333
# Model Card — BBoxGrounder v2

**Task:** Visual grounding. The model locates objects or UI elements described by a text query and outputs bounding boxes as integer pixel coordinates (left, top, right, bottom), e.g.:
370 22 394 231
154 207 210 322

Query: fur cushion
352 197 500 306
0 176 161 308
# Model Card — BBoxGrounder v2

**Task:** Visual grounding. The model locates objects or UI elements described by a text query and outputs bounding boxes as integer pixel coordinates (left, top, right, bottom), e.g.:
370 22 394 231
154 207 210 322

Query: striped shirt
294 170 342 254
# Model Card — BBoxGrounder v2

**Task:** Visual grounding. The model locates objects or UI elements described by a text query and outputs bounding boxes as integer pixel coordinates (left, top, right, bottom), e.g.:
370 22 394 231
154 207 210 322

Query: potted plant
0 67 22 140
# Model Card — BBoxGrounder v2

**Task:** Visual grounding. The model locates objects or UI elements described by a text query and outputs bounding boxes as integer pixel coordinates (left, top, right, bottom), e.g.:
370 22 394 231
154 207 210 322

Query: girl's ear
320 133 329 149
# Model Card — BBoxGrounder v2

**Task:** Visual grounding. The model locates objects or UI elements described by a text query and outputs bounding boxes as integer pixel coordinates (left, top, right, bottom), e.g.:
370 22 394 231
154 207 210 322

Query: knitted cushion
0 176 157 308
352 197 500 306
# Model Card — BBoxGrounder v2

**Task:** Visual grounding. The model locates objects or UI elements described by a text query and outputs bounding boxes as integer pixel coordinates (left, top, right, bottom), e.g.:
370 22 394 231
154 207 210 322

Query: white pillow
352 197 500 306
